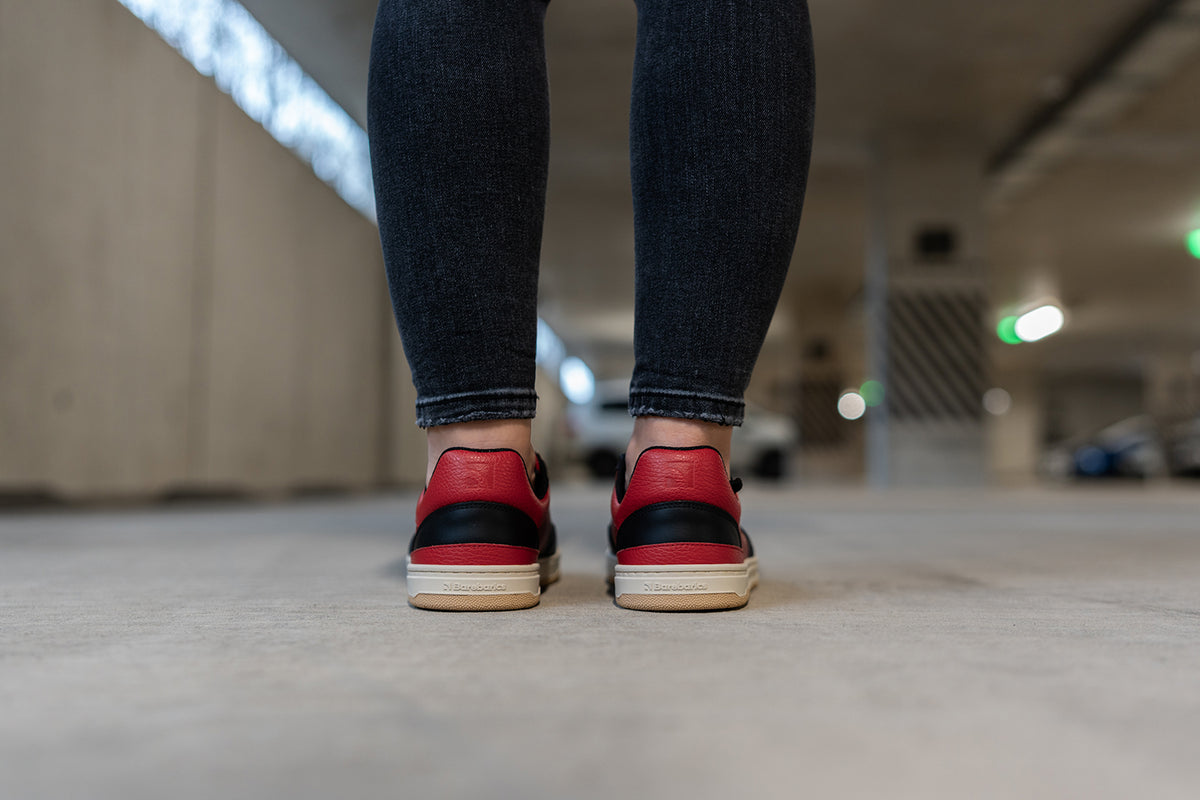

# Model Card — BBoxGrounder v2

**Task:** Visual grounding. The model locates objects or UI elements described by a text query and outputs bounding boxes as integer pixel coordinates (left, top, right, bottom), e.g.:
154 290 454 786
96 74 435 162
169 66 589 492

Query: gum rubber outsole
410 591 541 611
615 591 749 611
406 553 560 612
608 555 759 612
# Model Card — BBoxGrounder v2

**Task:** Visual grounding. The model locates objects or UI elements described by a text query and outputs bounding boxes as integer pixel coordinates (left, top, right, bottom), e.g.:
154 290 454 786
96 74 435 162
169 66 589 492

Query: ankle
426 419 536 484
625 416 732 483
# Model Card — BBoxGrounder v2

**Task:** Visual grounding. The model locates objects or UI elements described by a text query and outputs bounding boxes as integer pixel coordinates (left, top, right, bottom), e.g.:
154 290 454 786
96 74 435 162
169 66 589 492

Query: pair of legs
367 0 814 474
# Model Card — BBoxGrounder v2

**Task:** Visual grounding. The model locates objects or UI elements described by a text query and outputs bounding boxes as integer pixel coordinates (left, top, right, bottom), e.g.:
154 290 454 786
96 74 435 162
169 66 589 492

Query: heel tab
430 447 534 485
614 445 741 529
419 448 549 526
628 445 729 483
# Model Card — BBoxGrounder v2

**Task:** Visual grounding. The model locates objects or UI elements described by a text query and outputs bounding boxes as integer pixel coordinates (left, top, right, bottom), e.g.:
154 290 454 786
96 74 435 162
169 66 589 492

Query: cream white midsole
406 552 560 597
607 551 758 597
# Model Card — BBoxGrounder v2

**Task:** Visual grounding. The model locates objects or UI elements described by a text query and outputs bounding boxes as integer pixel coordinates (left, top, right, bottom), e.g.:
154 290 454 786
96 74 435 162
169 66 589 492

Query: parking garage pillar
1146 353 1200 423
866 151 989 486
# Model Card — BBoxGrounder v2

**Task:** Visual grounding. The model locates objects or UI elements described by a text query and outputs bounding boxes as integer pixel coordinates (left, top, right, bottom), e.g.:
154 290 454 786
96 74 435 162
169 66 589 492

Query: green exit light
996 315 1021 345
860 380 884 407
1188 229 1200 260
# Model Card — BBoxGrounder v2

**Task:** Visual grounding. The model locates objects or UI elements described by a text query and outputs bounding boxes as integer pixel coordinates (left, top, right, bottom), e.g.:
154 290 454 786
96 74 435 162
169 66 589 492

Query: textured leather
411 502 539 551
614 501 741 550
610 446 740 531
417 449 548 527
609 446 751 566
412 448 555 562
410 543 538 566
617 542 745 566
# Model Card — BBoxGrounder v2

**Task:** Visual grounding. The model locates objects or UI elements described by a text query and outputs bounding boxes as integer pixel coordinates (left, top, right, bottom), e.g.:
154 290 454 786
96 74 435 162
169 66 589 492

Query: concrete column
864 147 891 487
1145 353 1199 424
987 370 1042 485
866 150 990 486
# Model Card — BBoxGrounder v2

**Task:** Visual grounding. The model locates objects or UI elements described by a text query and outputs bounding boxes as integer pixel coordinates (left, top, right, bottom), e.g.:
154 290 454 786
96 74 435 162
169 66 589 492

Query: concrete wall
0 0 423 497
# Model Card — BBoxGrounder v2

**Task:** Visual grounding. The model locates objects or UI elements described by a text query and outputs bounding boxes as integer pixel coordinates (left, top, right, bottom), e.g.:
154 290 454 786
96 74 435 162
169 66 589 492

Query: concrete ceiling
239 0 1200 375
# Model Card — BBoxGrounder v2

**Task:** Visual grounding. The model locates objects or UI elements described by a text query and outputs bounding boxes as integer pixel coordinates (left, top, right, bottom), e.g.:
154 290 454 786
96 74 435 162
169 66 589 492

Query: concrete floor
2 482 1199 799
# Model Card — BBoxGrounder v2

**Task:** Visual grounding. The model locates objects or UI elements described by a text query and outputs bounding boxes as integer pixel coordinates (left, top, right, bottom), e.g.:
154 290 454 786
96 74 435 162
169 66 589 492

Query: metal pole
865 146 890 488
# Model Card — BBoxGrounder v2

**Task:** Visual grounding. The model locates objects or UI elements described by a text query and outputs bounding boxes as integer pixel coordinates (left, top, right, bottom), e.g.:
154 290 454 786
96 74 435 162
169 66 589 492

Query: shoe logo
644 582 708 592
443 582 507 592
664 461 695 488
462 461 496 490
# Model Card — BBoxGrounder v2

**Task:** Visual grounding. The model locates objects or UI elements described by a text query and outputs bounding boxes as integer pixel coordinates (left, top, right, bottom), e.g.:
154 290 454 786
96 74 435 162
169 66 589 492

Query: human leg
368 0 556 609
609 0 815 610
368 0 551 481
627 0 815 445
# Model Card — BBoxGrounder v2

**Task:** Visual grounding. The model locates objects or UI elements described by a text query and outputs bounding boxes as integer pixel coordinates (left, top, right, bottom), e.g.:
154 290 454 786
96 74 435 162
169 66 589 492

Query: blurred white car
565 380 797 480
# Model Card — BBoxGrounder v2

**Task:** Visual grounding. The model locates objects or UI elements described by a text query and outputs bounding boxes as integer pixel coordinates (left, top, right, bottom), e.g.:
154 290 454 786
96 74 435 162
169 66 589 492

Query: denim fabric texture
369 0 814 428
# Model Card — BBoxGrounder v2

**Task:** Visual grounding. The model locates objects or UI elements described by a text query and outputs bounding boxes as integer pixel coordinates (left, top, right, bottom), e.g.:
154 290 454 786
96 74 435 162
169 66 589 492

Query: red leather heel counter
410 543 539 566
416 449 546 527
612 448 740 530
617 542 745 566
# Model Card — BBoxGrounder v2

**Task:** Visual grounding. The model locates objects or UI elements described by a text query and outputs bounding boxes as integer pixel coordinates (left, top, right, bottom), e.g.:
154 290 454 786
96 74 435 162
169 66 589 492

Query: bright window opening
116 0 376 221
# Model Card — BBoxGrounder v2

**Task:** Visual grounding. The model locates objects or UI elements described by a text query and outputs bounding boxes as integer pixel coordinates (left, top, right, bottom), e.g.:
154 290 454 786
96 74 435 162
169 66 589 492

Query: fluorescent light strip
116 0 376 221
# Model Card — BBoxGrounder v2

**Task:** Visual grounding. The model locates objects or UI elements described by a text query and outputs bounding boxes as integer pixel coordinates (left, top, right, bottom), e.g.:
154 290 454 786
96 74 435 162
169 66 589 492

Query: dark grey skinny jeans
368 0 815 428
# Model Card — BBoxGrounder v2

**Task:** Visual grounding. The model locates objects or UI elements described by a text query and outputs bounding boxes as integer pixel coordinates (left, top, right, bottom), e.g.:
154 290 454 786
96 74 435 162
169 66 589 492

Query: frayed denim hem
415 389 537 429
628 388 744 427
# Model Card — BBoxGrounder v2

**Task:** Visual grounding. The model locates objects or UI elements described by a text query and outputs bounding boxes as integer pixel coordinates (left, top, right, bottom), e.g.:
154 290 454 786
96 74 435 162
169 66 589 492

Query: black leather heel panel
410 502 539 552
615 501 742 550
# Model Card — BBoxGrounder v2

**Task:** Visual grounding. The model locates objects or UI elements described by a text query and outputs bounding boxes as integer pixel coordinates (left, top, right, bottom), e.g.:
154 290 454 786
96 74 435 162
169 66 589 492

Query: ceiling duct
988 0 1200 206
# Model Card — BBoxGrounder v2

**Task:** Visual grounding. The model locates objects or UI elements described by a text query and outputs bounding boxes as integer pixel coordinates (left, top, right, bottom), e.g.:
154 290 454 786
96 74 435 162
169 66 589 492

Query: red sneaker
406 448 560 611
607 445 758 611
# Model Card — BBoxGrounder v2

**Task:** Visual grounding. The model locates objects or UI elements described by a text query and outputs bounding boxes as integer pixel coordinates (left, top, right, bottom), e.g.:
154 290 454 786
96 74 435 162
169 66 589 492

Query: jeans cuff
415 388 538 428
627 387 744 426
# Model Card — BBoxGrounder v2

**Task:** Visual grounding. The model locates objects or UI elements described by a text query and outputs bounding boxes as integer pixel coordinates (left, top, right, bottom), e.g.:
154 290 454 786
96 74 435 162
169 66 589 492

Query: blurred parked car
1166 417 1200 476
1040 415 1167 479
566 380 798 480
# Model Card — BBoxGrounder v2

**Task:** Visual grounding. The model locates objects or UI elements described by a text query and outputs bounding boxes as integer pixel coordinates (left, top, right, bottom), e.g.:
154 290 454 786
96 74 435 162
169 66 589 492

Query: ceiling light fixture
559 357 595 405
983 388 1013 416
116 0 376 220
1014 304 1066 342
837 391 866 421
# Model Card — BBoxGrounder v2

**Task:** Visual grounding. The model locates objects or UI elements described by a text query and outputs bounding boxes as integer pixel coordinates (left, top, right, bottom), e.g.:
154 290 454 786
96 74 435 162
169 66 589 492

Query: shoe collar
430 447 548 498
615 445 733 502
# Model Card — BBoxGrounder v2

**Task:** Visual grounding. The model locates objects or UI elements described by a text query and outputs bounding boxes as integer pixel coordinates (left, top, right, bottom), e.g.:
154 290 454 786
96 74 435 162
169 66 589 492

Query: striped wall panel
798 380 847 447
885 288 988 422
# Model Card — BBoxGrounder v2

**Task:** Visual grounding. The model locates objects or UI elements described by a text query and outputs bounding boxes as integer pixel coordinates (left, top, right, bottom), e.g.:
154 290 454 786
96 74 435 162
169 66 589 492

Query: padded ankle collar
610 445 740 531
418 448 548 528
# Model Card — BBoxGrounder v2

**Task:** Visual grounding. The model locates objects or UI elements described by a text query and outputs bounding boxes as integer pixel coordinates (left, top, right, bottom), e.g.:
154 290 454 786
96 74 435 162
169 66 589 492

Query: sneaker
607 445 758 611
406 448 560 611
